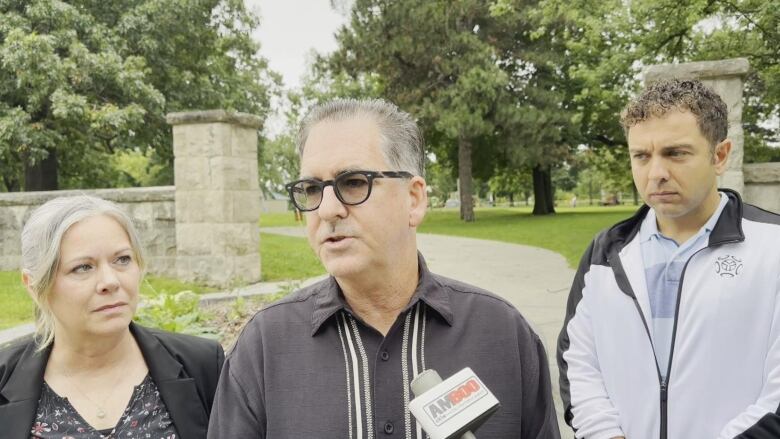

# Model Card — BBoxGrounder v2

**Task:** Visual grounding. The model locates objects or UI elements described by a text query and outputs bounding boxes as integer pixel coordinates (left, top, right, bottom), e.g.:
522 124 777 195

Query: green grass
0 274 217 330
419 205 639 267
260 232 325 281
1 206 637 330
260 211 303 227
0 271 34 330
0 231 320 329
260 205 640 267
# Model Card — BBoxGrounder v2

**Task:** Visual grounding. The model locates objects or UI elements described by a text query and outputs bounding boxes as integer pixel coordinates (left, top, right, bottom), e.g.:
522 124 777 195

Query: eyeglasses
285 170 413 212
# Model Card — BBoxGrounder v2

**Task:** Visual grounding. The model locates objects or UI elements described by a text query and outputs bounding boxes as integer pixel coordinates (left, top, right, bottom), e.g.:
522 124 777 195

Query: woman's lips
93 302 126 312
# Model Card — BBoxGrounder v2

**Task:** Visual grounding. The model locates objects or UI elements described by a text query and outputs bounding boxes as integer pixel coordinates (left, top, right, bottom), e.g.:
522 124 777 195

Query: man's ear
713 139 732 175
408 176 428 228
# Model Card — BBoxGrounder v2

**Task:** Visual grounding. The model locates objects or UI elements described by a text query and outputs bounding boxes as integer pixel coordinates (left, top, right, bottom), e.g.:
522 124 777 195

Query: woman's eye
116 255 132 265
72 264 92 274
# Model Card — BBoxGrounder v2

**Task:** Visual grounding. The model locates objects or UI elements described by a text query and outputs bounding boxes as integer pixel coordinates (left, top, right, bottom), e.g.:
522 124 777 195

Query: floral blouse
30 374 178 439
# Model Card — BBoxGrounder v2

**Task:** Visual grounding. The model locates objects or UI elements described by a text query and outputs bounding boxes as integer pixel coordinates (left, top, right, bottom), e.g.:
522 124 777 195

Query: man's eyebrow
335 166 365 176
299 166 366 180
661 143 694 150
628 143 694 154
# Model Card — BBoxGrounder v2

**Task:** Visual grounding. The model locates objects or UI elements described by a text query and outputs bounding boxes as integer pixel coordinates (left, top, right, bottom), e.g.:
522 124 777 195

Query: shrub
134 291 218 338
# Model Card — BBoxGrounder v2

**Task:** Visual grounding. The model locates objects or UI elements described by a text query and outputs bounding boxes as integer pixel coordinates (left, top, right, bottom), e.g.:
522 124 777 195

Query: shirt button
384 421 394 434
380 350 390 361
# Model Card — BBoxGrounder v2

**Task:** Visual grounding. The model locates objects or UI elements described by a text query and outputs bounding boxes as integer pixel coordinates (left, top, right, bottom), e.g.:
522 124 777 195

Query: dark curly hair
620 79 728 150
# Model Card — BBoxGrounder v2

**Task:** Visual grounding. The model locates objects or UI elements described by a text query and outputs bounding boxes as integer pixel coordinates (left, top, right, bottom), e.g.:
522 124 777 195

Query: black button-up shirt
208 254 560 438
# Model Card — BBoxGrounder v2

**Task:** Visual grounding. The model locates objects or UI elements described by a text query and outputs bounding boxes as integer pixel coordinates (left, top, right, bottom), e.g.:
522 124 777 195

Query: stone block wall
0 110 264 288
0 187 176 276
744 163 780 213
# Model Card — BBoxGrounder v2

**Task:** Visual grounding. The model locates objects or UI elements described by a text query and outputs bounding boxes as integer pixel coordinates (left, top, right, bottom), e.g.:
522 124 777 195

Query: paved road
263 227 576 435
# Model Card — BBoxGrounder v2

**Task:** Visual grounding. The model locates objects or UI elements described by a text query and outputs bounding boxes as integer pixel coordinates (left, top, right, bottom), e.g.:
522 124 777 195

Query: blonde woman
0 195 224 438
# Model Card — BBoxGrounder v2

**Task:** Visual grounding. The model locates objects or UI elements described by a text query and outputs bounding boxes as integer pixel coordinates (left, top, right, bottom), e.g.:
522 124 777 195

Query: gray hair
20 195 146 349
297 98 425 176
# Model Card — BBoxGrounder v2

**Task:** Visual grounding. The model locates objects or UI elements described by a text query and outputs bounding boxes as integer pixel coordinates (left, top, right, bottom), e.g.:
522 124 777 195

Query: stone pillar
166 110 263 287
744 163 780 213
644 58 750 195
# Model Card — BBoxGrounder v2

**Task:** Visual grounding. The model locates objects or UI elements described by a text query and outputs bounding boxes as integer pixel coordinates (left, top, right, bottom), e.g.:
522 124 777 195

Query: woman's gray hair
297 98 425 176
20 195 146 349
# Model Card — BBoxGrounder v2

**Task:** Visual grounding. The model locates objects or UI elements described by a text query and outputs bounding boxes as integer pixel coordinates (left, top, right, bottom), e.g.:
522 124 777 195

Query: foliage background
0 0 278 192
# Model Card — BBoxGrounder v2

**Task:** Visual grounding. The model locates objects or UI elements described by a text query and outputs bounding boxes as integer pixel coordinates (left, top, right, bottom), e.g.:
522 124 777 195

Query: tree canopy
320 0 578 219
0 0 277 191
530 0 779 177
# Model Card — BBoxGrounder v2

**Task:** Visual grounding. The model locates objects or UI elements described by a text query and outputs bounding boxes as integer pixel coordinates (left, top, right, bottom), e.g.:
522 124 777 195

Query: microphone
409 368 500 439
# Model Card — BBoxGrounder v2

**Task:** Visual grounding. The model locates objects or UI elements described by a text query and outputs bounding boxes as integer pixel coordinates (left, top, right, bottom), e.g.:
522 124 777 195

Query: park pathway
263 226 575 435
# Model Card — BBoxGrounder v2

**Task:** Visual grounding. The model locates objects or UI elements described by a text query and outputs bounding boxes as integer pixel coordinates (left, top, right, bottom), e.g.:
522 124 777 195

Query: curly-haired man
558 79 780 438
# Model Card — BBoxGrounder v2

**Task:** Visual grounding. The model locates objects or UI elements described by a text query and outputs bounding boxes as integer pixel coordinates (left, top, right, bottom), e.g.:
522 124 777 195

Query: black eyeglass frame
285 170 414 212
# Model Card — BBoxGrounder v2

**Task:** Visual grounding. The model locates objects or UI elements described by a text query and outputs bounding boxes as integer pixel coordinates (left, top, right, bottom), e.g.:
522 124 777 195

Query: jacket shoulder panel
742 203 780 227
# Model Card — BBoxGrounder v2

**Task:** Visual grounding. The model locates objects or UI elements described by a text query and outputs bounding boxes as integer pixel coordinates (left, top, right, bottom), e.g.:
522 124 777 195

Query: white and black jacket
558 190 780 439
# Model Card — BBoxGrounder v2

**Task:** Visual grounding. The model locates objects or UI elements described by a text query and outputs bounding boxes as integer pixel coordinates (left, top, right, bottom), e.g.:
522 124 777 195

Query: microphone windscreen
411 369 443 396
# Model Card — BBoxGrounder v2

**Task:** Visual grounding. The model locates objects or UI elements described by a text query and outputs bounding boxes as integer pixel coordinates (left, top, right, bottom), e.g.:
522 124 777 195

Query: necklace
61 358 132 419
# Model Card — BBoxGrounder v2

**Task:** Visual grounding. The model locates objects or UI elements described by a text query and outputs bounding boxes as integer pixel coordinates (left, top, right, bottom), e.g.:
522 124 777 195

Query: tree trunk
532 164 555 215
24 149 58 191
588 177 594 206
458 136 475 222
2 174 20 192
508 192 514 207
545 166 555 212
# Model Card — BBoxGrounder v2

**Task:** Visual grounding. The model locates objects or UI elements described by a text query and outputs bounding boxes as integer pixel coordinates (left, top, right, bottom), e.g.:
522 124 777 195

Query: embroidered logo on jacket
715 255 743 278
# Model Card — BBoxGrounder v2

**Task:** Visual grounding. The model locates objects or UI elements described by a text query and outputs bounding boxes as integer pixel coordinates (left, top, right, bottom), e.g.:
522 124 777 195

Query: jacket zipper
657 253 699 439
625 291 666 439
657 251 700 439
626 237 741 439
660 380 668 439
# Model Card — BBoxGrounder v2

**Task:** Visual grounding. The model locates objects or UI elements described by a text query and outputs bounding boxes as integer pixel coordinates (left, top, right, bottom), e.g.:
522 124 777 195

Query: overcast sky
246 0 347 89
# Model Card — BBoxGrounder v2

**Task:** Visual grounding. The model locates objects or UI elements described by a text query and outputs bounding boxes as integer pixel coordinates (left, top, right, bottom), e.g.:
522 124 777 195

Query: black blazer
0 323 224 439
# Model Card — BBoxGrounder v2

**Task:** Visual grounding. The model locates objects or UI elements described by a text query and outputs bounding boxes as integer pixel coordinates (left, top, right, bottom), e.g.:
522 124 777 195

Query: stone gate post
166 110 263 287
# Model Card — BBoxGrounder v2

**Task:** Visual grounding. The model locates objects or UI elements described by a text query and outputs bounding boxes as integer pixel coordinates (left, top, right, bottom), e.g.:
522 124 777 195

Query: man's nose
317 185 348 221
647 157 670 182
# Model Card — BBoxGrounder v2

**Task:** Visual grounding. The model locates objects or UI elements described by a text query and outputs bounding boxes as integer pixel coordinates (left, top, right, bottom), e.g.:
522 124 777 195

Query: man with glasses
207 99 560 438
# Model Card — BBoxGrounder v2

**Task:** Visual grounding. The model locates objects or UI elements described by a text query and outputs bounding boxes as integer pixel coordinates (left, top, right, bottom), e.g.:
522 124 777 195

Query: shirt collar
310 252 453 336
639 191 729 244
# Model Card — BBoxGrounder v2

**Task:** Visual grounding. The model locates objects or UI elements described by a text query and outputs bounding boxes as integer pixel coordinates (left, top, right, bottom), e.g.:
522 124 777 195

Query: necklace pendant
97 408 106 418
